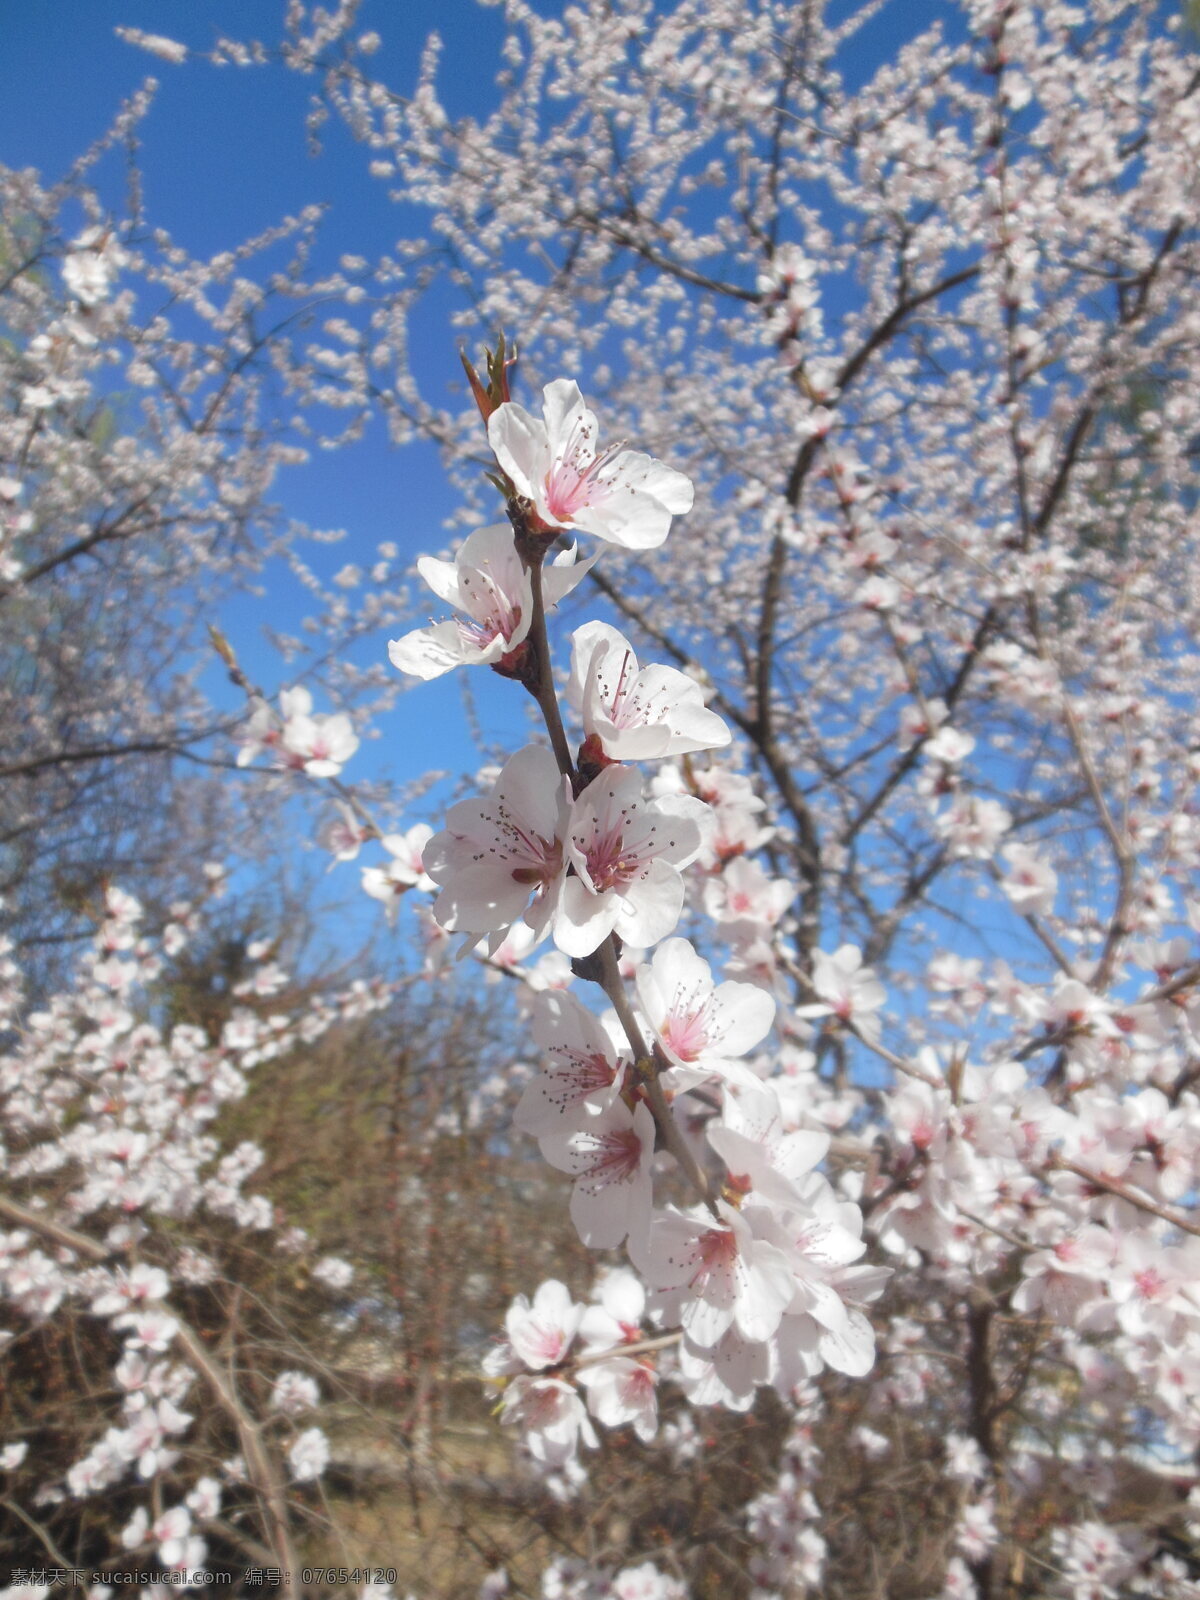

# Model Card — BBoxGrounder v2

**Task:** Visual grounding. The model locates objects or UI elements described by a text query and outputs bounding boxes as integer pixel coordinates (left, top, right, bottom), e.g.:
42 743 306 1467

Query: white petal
555 878 620 958
614 859 686 948
541 378 591 445
818 1308 876 1376
416 553 464 608
488 401 549 499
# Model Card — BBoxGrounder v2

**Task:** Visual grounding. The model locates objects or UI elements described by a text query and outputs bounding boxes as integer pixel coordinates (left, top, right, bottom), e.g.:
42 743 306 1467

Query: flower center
582 820 644 893
660 1000 713 1062
543 427 625 523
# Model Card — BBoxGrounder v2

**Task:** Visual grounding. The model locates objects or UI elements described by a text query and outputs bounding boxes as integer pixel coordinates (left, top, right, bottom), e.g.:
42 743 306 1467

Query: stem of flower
568 1329 682 1370
522 543 576 783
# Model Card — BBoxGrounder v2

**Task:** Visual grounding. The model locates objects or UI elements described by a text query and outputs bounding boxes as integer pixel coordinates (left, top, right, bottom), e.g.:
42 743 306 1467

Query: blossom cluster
385 374 889 1470
363 347 1200 1586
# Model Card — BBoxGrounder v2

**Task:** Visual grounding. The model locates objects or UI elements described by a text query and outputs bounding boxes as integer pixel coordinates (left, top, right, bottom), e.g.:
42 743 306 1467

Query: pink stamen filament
544 436 626 523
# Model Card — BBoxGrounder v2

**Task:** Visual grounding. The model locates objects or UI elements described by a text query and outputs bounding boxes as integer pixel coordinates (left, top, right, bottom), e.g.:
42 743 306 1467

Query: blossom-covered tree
0 97 415 990
6 1 1200 1596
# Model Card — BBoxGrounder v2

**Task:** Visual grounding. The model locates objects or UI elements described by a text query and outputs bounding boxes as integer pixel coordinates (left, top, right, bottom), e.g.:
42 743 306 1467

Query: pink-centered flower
514 990 626 1137
277 686 359 778
577 1353 659 1443
557 767 710 957
580 1266 647 1350
539 1098 656 1249
635 937 776 1089
633 1200 794 1350
319 800 370 865
505 1278 585 1370
798 944 886 1042
703 856 795 929
1000 842 1058 917
361 824 436 920
751 1197 881 1377
424 745 570 951
568 621 730 761
498 1374 597 1466
389 523 593 679
488 380 694 550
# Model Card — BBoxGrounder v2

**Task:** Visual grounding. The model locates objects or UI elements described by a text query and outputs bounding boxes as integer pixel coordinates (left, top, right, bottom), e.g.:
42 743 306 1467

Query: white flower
568 622 729 761
497 1374 597 1466
858 574 900 610
703 856 795 928
236 698 280 768
289 1426 331 1482
955 1497 998 1561
937 794 1012 860
186 1475 222 1520
577 1355 658 1442
152 1504 205 1571
278 687 358 778
799 945 886 1042
937 1557 978 1600
1000 842 1057 916
899 696 947 748
611 1562 687 1600
121 1505 149 1549
538 1098 657 1249
635 936 776 1088
753 1192 882 1378
388 523 593 680
505 1279 584 1370
582 1267 646 1347
115 26 189 63
362 824 436 916
558 768 709 957
312 1255 354 1290
424 744 571 950
514 989 626 1137
270 1371 320 1415
855 1425 890 1458
925 726 975 765
488 380 693 550
62 226 128 306
320 800 370 864
90 1263 171 1317
114 1311 179 1352
633 1200 794 1350
944 1433 988 1483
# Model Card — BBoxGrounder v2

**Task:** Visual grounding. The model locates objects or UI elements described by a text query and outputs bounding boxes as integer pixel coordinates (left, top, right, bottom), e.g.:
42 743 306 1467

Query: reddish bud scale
577 732 617 785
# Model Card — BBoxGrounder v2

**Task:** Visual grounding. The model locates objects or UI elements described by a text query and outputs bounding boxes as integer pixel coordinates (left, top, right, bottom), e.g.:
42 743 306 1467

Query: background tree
5 3 1200 1598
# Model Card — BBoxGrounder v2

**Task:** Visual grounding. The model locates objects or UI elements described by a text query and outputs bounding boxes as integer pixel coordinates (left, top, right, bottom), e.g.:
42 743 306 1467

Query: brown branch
1050 1160 1200 1239
573 208 762 304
